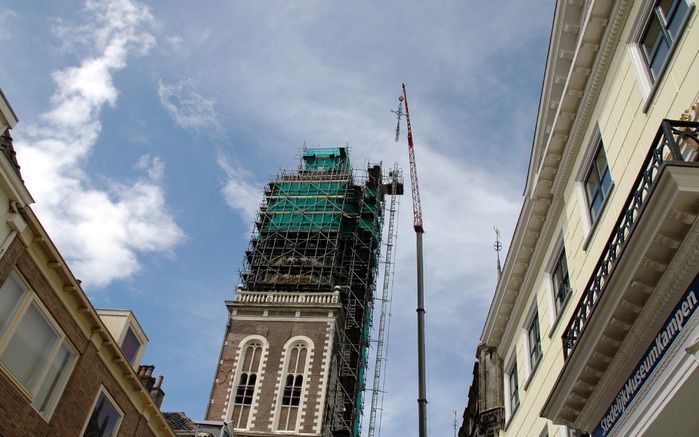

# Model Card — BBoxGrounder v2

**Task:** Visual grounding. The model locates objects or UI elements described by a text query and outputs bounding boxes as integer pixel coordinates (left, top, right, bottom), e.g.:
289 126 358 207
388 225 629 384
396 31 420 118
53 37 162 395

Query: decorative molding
236 291 339 305
315 319 335 433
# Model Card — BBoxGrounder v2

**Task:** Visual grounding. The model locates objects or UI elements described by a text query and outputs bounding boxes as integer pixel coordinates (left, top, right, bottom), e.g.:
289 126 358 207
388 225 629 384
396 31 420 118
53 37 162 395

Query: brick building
206 148 393 437
0 89 174 436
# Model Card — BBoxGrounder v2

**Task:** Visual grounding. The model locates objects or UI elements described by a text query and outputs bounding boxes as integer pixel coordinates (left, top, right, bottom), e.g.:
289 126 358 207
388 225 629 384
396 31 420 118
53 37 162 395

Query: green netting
273 180 350 194
263 212 343 231
266 197 359 214
303 148 351 171
363 186 378 199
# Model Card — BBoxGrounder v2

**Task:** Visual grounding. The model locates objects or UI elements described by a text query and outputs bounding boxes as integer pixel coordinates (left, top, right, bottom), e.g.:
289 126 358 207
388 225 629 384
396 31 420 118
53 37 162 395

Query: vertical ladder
367 164 401 437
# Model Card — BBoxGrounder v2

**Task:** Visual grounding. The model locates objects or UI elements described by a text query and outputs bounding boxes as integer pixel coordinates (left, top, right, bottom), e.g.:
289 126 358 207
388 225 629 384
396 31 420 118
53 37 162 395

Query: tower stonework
207 148 386 437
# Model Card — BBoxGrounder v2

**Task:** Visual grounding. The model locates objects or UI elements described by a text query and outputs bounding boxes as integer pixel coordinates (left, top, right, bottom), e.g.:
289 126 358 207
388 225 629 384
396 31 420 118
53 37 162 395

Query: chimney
137 364 165 408
150 375 165 409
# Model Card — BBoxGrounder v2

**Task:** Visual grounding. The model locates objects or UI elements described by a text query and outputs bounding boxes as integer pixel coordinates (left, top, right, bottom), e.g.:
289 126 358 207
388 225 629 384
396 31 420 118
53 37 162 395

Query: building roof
163 412 196 431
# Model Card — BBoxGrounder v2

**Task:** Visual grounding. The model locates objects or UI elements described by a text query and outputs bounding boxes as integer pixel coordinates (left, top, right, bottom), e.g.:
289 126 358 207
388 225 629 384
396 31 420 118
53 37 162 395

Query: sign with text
593 273 699 437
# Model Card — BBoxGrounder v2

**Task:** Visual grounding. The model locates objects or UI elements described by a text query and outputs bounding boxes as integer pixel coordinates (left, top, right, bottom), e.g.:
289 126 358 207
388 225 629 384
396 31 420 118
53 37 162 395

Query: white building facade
463 0 699 436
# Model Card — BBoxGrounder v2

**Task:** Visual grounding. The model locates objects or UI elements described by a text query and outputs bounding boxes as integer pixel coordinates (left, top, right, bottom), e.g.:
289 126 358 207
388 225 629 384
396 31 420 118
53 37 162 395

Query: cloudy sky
1 0 554 435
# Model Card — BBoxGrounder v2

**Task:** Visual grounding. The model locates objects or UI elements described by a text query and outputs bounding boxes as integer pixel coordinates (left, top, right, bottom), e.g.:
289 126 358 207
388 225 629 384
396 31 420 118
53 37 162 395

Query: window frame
504 358 519 423
545 238 574 338
119 325 142 366
275 337 313 432
0 269 78 421
575 128 614 249
628 0 694 112
552 248 572 318
226 335 267 431
527 310 543 374
583 140 613 227
80 386 124 437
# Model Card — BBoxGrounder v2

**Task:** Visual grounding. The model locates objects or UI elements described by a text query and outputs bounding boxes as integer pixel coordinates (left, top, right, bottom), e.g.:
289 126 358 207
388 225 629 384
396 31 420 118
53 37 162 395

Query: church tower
207 148 396 437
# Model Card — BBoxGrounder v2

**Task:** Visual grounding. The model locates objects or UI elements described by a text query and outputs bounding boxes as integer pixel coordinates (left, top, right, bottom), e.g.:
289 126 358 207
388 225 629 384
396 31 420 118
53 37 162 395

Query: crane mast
400 83 428 437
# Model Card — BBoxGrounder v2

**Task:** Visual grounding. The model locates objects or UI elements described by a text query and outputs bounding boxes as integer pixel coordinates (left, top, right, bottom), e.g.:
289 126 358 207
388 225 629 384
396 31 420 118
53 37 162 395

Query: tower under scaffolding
367 164 401 437
207 147 403 437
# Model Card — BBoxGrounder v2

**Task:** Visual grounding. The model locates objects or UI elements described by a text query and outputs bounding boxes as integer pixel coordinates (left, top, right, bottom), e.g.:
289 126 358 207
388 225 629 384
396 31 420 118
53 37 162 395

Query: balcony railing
562 119 699 359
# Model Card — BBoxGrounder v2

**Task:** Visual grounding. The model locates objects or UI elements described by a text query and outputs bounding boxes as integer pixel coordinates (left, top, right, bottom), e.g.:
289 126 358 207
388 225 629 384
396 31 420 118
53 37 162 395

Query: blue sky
1 1 554 435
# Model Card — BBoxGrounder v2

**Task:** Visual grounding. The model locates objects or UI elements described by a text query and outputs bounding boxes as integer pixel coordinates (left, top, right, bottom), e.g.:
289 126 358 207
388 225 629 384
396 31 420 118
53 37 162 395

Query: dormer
96 309 149 368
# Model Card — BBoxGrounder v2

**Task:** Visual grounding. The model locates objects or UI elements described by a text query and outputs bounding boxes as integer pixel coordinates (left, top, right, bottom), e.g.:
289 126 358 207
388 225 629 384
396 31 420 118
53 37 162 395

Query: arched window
277 342 308 431
231 341 263 429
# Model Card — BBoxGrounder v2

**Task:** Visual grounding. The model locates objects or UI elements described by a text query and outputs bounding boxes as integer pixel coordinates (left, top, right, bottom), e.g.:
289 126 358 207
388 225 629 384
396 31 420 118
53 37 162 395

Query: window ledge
582 182 615 251
523 358 542 391
504 404 521 431
548 292 574 339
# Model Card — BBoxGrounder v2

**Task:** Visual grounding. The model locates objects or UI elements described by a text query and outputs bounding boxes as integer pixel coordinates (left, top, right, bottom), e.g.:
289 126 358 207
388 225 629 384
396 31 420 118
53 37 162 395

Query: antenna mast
494 226 502 281
453 410 458 437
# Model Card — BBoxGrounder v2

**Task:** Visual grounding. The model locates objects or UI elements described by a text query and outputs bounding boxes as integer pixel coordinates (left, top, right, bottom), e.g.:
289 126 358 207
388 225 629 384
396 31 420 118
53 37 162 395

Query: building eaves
481 0 631 348
524 0 582 198
18 206 175 436
0 88 18 129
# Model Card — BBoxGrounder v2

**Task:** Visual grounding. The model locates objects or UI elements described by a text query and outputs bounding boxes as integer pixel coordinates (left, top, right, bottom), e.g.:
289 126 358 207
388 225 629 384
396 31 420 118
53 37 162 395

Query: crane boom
402 83 424 233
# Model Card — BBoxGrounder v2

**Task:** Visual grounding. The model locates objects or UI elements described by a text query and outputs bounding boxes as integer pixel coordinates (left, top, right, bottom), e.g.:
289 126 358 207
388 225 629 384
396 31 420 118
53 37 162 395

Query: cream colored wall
500 1 698 436
0 189 12 246
98 311 129 343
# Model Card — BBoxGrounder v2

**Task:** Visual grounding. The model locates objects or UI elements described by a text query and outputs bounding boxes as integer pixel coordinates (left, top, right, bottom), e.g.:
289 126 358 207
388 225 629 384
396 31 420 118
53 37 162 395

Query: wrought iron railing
562 119 699 359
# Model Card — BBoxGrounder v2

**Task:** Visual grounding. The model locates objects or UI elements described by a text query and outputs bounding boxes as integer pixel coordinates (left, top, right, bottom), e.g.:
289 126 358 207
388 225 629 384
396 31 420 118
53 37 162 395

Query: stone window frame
227 334 268 430
273 336 314 433
0 269 78 421
627 0 694 112
80 385 124 437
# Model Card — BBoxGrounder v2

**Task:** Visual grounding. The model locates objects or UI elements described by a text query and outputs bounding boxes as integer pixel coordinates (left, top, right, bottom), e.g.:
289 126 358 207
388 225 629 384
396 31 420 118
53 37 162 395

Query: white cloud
14 0 184 289
0 10 17 41
135 154 165 181
217 153 262 224
127 1 552 433
158 79 219 131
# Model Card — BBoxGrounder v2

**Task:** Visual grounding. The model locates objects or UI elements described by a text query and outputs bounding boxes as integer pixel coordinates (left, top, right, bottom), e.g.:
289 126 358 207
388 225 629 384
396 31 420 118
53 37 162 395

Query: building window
639 0 691 82
552 248 571 316
278 342 309 431
584 142 612 224
81 388 123 437
528 312 542 371
231 341 263 429
234 373 256 405
507 361 519 417
0 270 78 420
120 326 141 365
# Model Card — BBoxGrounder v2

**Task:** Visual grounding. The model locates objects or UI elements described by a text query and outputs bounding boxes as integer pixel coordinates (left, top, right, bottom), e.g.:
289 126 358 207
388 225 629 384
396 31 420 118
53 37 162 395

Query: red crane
398 83 428 437
403 83 424 234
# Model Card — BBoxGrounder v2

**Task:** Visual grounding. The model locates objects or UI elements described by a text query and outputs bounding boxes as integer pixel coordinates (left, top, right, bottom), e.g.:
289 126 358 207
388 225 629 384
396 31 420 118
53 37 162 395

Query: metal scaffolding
241 147 401 437
367 164 401 437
